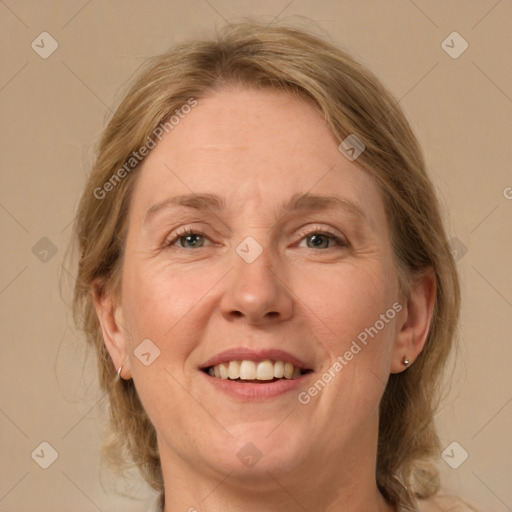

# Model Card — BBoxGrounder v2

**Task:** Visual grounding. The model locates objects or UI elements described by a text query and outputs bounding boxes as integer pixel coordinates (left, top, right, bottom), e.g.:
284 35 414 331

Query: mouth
202 359 313 383
199 348 314 400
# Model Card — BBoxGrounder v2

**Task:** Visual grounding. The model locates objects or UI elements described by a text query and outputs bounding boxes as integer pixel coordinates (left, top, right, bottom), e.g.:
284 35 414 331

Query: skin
94 87 436 512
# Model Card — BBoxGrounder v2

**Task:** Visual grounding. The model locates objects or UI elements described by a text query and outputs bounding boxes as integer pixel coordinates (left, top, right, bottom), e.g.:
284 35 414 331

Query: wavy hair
70 19 461 507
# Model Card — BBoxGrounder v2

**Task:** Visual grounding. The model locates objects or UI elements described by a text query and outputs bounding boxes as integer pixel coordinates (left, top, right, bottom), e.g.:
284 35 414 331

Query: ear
390 267 436 374
92 281 132 379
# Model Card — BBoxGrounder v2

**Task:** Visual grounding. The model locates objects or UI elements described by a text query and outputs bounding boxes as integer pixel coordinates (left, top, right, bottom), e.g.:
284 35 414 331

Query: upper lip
199 347 313 371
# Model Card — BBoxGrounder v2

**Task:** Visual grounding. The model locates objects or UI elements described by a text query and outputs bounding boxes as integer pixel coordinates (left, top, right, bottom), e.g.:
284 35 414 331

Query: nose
219 243 294 326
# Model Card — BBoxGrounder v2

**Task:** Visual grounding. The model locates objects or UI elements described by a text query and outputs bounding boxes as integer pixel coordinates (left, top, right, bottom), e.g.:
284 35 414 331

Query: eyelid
295 224 349 248
163 223 349 250
163 225 211 247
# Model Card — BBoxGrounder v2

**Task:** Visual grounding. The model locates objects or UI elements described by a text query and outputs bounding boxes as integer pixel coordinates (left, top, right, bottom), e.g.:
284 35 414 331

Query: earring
402 356 410 366
116 366 122 379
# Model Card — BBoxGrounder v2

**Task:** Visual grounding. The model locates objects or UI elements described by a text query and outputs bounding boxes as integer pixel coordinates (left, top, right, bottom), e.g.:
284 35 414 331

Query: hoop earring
402 356 410 366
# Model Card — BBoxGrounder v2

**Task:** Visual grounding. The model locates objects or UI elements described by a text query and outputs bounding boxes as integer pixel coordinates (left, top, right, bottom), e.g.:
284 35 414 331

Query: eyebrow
143 192 368 226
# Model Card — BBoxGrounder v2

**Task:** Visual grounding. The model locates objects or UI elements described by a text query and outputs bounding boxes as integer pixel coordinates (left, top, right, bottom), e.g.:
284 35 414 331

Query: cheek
301 260 398 404
119 260 198 381
119 262 202 433
300 260 398 347
121 256 206 337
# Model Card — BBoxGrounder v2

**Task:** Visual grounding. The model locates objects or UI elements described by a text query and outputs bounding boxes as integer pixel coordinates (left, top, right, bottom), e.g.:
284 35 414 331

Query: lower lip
200 370 312 401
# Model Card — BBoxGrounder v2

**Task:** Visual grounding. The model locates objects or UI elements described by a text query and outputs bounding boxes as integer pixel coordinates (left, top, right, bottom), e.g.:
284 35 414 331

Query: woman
71 20 478 512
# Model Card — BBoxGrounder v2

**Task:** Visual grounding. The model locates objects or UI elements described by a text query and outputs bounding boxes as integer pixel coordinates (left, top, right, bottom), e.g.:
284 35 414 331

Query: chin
204 424 308 478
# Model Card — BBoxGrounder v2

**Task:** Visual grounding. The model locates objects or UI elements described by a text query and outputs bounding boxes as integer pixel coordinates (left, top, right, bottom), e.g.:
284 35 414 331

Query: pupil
184 235 201 247
310 234 326 248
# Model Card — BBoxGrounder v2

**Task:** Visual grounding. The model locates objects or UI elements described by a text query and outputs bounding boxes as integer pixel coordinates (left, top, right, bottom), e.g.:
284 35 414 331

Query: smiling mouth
202 359 312 383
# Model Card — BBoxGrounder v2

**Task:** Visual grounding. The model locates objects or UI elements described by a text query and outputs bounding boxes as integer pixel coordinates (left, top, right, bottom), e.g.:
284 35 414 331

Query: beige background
1 1 511 511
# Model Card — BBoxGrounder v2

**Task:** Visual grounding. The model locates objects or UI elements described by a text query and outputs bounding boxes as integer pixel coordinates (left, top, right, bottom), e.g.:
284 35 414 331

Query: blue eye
298 230 347 250
165 227 208 249
164 226 348 250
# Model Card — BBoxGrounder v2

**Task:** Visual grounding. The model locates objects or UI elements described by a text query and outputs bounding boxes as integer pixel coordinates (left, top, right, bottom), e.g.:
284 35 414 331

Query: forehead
128 87 387 231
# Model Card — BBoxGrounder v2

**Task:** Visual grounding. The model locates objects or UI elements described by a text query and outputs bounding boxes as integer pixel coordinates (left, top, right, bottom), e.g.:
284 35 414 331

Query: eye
163 226 348 251
164 227 211 249
297 227 348 250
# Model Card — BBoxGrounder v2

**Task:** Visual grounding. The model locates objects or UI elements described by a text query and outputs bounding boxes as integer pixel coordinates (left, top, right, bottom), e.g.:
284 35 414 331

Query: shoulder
416 493 480 512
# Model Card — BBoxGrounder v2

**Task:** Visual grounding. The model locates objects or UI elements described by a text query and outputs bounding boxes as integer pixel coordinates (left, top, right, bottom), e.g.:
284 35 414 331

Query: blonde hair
70 19 461 506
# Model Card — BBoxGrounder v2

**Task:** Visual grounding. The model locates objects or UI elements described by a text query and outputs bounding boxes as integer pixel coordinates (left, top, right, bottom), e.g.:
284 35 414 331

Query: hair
70 19 461 508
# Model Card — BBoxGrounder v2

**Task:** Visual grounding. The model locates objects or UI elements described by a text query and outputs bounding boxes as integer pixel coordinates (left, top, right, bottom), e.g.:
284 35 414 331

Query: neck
158 416 396 512
160 467 394 512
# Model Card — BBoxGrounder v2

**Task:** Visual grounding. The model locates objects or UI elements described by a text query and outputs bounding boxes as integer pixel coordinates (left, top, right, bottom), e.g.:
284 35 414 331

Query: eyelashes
163 225 349 251
164 227 207 249
295 226 348 250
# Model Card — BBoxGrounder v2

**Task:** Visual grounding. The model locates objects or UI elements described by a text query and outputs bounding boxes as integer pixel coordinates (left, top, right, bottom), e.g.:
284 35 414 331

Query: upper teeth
207 360 302 380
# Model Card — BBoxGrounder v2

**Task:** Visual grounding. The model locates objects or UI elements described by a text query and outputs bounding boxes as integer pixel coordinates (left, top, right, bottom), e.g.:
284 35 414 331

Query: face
112 87 407 485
